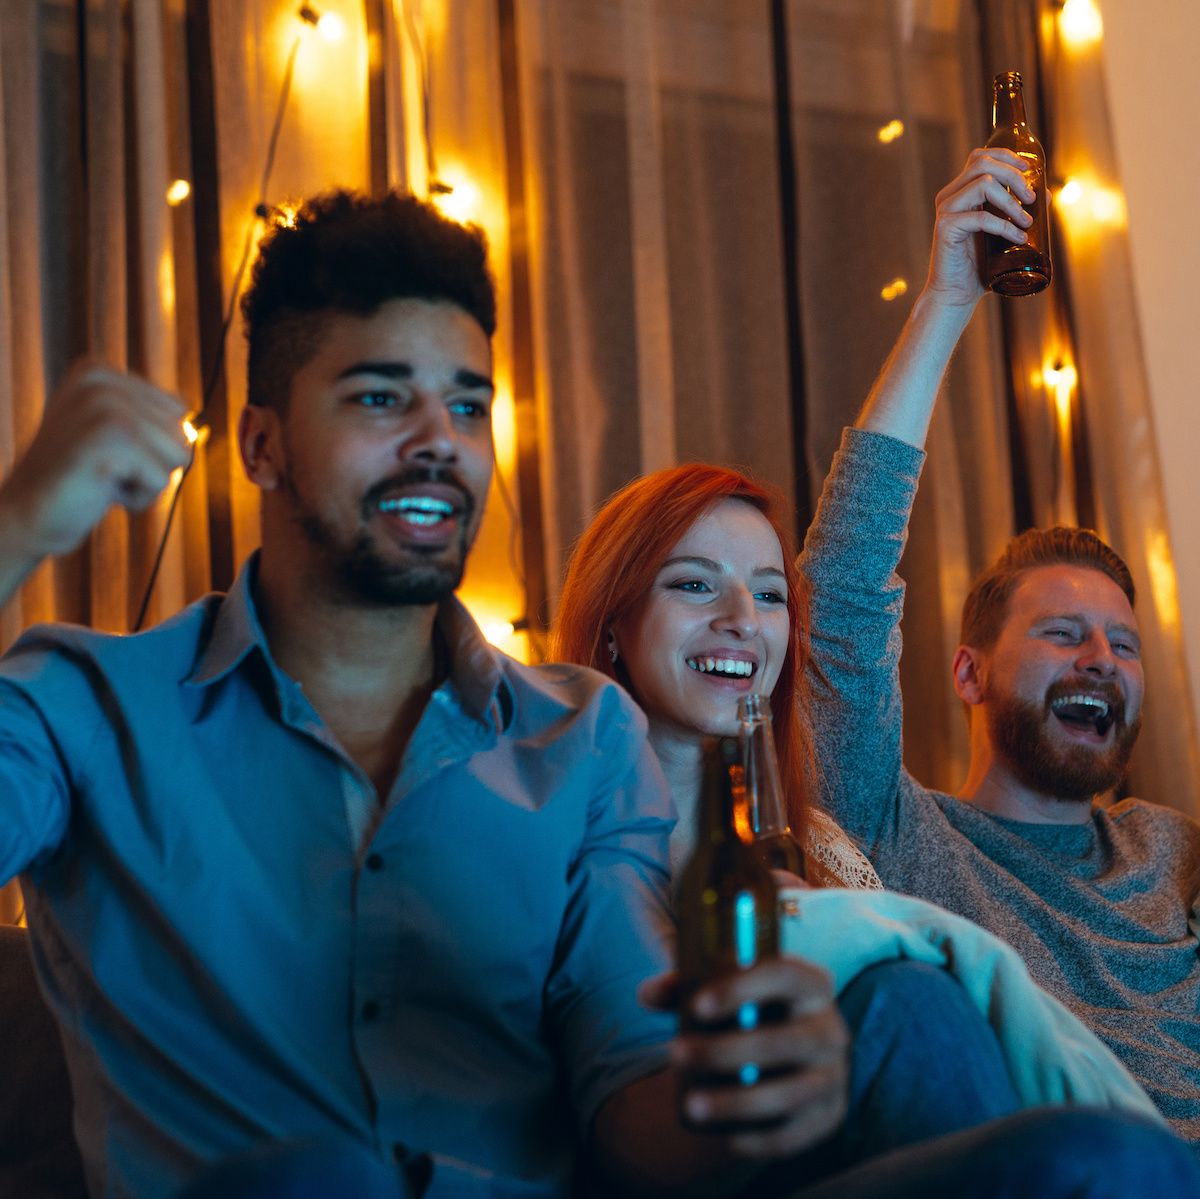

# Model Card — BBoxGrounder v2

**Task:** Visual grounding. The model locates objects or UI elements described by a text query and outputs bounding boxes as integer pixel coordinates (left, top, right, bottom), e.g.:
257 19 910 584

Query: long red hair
552 464 815 837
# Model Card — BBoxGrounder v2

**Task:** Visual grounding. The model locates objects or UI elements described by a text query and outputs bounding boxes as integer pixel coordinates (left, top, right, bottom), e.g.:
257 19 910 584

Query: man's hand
856 146 1037 449
0 362 192 564
924 146 1035 310
646 957 850 1160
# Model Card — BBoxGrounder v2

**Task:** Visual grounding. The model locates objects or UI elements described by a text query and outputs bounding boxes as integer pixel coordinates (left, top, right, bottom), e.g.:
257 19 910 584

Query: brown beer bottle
676 737 783 1133
983 70 1052 296
738 694 806 879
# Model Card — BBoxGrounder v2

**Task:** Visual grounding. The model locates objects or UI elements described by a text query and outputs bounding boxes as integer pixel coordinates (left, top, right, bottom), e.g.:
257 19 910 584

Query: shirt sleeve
543 685 677 1135
799 427 925 854
0 668 74 884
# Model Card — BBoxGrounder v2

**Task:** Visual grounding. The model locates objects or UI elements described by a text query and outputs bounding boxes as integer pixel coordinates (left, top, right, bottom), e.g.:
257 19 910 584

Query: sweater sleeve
799 427 925 854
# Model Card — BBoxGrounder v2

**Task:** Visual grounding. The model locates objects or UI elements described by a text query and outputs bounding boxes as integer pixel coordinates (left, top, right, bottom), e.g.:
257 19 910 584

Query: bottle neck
698 738 741 846
740 709 791 838
993 81 1028 129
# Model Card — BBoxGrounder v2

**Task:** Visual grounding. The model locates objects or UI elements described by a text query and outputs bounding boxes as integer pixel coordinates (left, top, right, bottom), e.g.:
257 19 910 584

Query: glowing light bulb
1056 178 1127 232
880 277 909 302
1060 0 1103 47
165 179 191 207
1058 178 1083 206
430 177 481 225
182 419 210 448
297 4 344 41
1043 361 1078 426
315 12 344 41
1042 361 1078 392
483 620 516 646
876 120 905 144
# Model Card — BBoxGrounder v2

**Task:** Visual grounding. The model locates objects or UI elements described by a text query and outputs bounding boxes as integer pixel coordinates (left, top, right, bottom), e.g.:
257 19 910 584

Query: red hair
552 464 814 837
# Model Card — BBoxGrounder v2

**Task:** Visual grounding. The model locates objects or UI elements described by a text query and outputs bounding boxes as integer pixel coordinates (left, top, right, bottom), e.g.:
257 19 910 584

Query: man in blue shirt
0 193 849 1197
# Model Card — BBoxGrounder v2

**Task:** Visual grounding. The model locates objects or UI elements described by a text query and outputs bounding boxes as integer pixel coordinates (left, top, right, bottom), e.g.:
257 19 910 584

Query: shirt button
393 1142 409 1162
365 853 384 871
361 1000 381 1022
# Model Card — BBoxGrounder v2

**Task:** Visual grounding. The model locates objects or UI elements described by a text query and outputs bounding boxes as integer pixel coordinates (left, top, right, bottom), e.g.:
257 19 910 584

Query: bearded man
802 146 1200 1146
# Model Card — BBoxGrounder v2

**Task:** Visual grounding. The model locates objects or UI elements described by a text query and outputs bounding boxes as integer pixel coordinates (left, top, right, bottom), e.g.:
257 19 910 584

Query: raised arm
0 361 192 610
801 148 1035 851
856 146 1034 447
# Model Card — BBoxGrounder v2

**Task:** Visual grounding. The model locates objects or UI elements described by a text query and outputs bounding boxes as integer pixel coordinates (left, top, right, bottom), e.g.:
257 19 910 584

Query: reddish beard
985 687 1141 802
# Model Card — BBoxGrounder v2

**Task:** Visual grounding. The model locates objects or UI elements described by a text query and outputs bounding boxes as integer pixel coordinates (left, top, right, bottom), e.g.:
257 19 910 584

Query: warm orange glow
490 386 517 478
430 175 482 225
461 598 529 662
182 418 210 448
165 179 191 207
1055 177 1127 234
880 277 909 302
1059 0 1103 48
1043 360 1078 424
1057 178 1084 206
876 119 905 144
297 3 344 41
1147 530 1182 633
158 249 176 321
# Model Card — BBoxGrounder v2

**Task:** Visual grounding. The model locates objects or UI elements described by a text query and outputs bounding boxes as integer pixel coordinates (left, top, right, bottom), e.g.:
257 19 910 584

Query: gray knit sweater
802 426 1200 1144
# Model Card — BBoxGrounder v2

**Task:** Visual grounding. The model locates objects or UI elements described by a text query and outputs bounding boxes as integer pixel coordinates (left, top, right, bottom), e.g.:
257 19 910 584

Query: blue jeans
755 959 1200 1197
792 1108 1200 1198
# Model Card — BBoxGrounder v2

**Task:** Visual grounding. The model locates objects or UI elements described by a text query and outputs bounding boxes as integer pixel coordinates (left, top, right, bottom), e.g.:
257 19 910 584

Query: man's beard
283 465 474 607
985 681 1141 802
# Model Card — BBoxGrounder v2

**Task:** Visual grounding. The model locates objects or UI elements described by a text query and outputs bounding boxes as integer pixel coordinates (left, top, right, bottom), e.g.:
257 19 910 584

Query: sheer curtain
518 0 1007 793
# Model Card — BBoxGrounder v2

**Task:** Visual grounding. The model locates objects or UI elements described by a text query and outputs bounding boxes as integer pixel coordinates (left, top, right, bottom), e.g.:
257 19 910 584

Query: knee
838 959 974 1033
1003 1109 1200 1194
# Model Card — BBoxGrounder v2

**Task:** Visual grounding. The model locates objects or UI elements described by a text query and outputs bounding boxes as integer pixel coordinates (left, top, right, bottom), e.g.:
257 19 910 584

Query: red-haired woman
552 462 877 889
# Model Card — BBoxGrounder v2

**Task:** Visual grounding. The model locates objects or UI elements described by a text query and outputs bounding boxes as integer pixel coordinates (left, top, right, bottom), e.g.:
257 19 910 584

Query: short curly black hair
241 190 496 410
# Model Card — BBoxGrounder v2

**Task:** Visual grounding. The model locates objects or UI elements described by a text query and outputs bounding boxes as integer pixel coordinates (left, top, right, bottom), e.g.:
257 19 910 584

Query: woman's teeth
686 657 754 678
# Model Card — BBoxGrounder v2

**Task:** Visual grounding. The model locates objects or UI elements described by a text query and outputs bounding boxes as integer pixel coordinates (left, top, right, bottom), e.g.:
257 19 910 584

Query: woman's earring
606 632 619 664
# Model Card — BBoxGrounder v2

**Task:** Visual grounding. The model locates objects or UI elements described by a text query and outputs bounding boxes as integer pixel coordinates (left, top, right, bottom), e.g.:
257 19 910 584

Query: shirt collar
185 554 514 731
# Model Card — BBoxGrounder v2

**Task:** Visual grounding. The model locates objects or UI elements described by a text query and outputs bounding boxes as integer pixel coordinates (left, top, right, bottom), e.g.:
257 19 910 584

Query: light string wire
139 8 528 640
133 31 304 632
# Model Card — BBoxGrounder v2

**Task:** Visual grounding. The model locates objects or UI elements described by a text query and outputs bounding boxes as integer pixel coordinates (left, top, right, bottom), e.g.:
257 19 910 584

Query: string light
1057 178 1083 206
135 3 338 632
1043 360 1078 425
876 119 905 144
880 277 908 302
1056 177 1127 230
483 620 516 645
429 175 481 225
165 179 191 207
297 3 345 42
1059 0 1103 48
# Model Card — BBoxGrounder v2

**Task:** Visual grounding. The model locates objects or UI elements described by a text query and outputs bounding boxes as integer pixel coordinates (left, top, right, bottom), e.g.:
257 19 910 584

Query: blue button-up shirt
0 558 676 1198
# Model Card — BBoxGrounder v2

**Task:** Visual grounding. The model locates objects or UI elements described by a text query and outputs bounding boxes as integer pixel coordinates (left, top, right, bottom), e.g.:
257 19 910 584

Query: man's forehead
311 298 490 358
1009 563 1137 625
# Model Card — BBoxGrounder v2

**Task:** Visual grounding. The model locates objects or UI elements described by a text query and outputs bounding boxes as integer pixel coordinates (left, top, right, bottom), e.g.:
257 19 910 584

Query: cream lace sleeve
804 808 883 890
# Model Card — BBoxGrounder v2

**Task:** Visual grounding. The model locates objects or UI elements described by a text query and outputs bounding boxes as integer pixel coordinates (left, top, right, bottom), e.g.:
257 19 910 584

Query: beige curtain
517 0 1008 790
